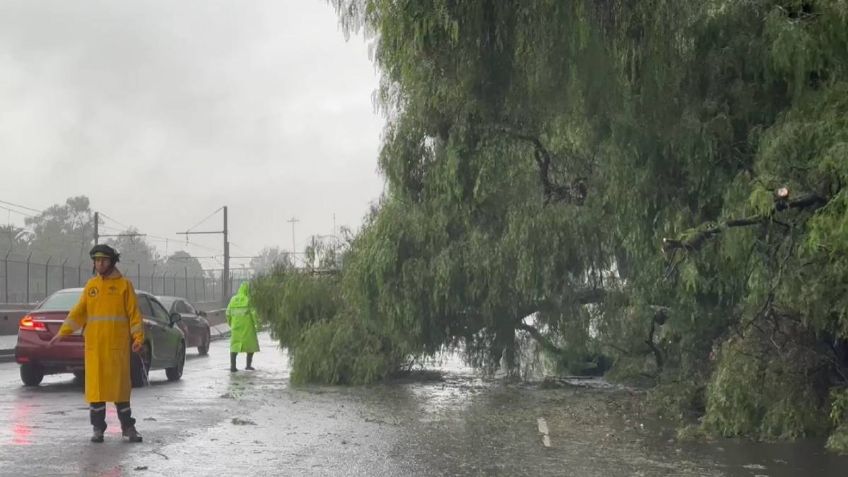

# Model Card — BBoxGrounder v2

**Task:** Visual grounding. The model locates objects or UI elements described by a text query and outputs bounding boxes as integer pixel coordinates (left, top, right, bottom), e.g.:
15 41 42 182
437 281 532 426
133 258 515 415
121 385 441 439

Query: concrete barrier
0 301 232 362
0 306 35 335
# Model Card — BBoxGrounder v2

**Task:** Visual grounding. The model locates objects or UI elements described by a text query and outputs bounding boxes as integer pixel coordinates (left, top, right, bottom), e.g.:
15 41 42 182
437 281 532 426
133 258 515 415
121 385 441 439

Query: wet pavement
1 333 847 476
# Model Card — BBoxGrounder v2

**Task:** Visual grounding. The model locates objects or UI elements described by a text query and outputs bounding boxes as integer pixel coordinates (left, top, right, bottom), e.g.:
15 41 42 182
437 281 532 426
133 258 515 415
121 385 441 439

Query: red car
14 287 186 387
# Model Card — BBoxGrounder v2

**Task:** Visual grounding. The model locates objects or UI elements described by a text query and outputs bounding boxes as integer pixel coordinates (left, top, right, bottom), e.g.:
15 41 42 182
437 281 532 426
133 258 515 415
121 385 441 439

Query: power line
185 207 223 232
0 204 38 218
98 211 132 231
167 255 216 260
0 199 43 214
99 224 127 233
180 239 222 254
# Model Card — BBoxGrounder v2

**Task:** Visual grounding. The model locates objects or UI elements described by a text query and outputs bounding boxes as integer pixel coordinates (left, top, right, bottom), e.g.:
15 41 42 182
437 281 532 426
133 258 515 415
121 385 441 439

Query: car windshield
37 290 83 312
157 297 176 311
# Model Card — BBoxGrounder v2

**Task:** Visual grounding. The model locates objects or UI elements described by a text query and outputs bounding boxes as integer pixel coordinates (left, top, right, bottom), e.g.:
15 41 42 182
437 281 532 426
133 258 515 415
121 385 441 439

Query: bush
251 267 412 384
702 322 831 440
827 388 848 454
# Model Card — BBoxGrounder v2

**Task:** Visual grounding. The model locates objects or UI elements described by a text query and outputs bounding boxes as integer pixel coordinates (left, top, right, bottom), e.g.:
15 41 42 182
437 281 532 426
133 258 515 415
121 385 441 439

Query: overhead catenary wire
1 202 238 284
185 207 223 233
0 204 38 218
96 211 223 256
5 200 256 271
98 211 133 231
0 198 44 214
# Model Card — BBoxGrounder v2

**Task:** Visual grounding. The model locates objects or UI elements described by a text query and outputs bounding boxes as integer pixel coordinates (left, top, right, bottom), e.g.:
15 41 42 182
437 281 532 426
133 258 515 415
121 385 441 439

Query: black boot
230 352 238 372
122 425 143 443
116 402 142 442
89 402 106 443
245 353 255 371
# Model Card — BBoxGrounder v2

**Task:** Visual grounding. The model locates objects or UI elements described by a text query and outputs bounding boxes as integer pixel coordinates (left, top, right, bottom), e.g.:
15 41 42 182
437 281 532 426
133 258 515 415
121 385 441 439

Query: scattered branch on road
150 450 169 460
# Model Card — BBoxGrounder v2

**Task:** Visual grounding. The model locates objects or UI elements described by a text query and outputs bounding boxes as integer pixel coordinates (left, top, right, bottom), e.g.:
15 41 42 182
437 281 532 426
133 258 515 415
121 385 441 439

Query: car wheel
166 342 185 381
20 363 44 386
131 344 151 388
198 330 210 356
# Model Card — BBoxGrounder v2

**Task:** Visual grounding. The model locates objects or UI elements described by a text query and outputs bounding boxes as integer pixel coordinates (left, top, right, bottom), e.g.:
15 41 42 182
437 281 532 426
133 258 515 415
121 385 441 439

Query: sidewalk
0 323 232 363
209 322 231 341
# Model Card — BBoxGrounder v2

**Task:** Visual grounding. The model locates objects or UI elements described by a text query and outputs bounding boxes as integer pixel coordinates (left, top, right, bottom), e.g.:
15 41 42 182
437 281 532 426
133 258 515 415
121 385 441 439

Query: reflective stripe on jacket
59 272 144 403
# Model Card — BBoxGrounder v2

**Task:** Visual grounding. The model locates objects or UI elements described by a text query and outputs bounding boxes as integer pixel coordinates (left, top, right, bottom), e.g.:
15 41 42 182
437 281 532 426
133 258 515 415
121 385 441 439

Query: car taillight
19 315 47 332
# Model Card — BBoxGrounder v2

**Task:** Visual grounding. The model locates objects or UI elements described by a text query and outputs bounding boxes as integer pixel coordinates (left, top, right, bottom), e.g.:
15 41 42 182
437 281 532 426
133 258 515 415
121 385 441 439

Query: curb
209 324 231 342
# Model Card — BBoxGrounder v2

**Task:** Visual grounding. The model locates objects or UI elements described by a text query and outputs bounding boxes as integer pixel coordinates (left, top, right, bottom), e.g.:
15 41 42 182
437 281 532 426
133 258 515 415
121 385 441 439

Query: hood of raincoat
229 281 251 308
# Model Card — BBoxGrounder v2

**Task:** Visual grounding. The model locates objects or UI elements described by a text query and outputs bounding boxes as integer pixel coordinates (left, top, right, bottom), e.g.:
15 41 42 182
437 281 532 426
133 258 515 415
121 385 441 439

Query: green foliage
289 310 410 385
827 388 848 453
251 265 413 384
299 0 848 447
648 379 707 425
703 323 831 439
252 269 342 352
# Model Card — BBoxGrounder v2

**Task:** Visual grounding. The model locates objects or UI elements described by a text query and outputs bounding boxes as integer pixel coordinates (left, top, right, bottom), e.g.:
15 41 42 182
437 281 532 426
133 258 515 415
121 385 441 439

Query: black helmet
89 244 120 263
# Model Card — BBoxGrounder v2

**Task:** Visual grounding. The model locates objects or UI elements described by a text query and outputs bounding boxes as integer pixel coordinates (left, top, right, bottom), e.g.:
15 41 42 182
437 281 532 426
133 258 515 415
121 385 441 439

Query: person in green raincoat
226 281 260 372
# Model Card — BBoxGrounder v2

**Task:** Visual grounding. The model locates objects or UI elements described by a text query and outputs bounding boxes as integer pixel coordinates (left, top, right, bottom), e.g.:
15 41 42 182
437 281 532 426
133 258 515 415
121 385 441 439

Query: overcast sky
0 0 384 270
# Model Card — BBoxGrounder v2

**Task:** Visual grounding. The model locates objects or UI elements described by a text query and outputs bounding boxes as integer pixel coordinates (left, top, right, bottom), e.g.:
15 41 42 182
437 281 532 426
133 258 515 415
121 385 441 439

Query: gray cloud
0 0 384 268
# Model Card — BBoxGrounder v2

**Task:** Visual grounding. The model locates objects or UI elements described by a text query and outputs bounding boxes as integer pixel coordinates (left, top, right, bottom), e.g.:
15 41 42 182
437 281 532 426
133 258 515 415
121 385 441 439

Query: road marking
537 417 551 447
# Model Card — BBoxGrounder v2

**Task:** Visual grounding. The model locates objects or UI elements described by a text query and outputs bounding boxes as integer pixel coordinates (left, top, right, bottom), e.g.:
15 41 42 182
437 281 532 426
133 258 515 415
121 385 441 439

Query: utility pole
178 206 229 305
223 206 229 302
94 212 99 245
287 217 299 265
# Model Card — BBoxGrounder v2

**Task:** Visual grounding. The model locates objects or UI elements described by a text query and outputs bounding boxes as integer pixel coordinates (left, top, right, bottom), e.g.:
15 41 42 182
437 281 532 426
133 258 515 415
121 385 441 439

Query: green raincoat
226 282 260 353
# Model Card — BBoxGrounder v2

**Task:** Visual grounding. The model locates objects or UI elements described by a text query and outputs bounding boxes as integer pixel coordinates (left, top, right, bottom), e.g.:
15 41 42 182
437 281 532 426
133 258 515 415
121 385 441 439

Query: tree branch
646 314 664 370
492 125 588 205
517 323 564 355
662 192 829 253
574 287 608 305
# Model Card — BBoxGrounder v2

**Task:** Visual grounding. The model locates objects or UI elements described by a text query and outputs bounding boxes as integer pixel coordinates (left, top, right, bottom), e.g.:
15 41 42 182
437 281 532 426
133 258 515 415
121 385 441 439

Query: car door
139 294 174 367
185 301 208 343
136 295 163 364
175 300 199 346
148 295 181 365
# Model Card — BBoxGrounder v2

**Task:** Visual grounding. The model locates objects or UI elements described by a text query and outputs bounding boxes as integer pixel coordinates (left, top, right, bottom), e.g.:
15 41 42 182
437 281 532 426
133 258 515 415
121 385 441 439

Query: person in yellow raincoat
49 244 145 443
227 281 260 372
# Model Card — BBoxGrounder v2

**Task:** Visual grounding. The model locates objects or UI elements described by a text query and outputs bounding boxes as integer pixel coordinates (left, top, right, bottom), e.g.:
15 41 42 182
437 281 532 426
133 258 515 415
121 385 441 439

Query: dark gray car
156 296 211 356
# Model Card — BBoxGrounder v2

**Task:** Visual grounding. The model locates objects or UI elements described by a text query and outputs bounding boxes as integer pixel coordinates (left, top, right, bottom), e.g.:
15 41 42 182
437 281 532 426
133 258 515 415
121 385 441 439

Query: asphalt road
1 333 847 477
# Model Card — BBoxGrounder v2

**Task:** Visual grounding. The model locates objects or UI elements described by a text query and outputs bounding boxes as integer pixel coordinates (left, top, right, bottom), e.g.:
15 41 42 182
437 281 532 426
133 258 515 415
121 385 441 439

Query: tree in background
250 246 293 276
24 196 94 263
0 224 28 254
162 251 203 277
105 227 160 272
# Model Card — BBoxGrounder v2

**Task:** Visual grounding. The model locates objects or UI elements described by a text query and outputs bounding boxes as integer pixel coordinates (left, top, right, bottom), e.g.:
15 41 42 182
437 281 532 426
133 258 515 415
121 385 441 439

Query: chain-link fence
0 254 249 305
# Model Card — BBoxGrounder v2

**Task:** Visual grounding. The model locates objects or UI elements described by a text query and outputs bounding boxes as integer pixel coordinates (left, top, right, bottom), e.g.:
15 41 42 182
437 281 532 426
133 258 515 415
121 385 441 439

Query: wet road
1 333 847 476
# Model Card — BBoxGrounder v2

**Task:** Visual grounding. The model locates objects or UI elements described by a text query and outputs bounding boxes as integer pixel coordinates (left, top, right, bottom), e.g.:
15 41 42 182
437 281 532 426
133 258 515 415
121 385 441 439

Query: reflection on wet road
1 333 847 476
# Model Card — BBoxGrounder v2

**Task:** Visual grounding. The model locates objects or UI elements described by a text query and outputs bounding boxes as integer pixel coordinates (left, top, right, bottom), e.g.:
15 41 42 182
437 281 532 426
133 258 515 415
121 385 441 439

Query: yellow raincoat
58 272 144 403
